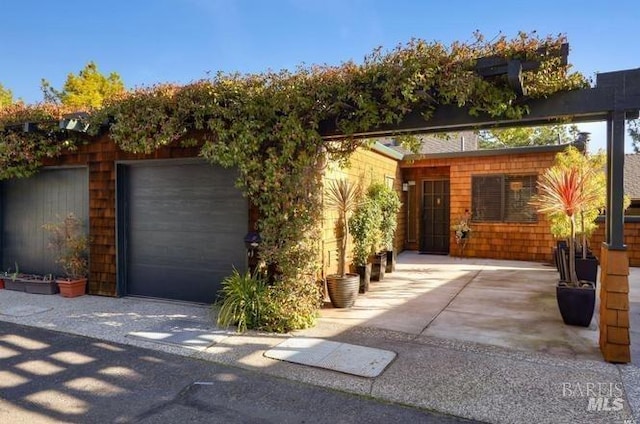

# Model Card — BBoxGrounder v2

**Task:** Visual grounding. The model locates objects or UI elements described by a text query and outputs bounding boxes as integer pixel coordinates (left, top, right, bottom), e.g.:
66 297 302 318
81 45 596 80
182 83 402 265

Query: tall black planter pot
356 263 372 294
575 257 599 287
326 274 360 308
371 252 387 281
385 250 396 273
556 281 596 327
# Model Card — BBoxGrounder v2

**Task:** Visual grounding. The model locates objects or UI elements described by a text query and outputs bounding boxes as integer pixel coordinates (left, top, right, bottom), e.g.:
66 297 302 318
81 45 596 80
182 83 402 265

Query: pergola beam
321 68 640 140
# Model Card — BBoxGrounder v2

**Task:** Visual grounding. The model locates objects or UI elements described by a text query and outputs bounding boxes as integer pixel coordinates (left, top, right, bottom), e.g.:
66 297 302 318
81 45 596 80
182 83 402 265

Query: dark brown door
420 180 450 254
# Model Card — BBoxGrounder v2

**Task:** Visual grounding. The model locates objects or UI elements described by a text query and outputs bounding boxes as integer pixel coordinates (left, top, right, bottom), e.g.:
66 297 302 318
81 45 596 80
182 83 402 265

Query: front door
420 180 450 254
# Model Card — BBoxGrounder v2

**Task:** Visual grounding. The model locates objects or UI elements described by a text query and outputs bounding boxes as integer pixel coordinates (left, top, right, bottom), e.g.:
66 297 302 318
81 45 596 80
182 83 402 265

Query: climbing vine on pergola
0 32 588 331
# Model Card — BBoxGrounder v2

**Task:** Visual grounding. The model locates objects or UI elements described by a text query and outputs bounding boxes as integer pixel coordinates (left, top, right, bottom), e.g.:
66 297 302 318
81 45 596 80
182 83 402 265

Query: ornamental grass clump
216 269 269 332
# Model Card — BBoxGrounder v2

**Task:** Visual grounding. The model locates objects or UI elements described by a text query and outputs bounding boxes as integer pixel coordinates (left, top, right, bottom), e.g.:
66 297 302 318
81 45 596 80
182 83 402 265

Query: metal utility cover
265 337 396 378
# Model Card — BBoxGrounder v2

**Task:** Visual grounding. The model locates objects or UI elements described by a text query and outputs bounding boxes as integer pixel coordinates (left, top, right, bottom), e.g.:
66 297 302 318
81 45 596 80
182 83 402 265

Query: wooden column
599 245 631 363
599 104 631 363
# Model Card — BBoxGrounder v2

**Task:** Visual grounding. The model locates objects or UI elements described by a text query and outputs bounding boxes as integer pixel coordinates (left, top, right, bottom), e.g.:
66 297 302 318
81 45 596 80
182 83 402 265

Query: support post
605 111 626 249
599 110 630 363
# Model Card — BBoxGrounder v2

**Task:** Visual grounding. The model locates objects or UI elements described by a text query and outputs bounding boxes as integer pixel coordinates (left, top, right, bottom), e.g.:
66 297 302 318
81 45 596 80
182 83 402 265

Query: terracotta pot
57 278 87 298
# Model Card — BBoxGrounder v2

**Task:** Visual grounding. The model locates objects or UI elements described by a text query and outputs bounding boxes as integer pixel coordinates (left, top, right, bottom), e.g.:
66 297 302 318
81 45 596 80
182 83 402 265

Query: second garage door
120 160 248 303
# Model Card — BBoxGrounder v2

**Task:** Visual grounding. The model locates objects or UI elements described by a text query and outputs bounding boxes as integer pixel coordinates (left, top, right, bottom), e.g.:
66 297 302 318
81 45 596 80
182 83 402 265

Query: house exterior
321 142 404 278
401 143 571 262
0 134 406 303
1 135 248 302
1 132 637 304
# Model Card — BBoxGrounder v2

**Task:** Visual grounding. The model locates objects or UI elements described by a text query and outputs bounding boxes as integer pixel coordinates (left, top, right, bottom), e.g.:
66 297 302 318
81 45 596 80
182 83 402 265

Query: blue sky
2 0 637 151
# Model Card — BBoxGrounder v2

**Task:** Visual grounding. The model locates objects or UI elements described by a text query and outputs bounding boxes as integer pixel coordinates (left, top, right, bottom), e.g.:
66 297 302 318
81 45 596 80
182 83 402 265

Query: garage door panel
128 264 225 303
124 161 247 303
130 201 245 233
129 230 246 270
2 168 88 275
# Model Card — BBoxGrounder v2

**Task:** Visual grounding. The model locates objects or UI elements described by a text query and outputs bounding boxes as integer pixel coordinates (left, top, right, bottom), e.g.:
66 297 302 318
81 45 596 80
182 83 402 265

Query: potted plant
348 199 381 293
324 179 361 308
367 182 402 275
451 209 472 258
534 156 603 327
546 147 607 286
2 264 24 292
23 273 58 295
43 213 89 298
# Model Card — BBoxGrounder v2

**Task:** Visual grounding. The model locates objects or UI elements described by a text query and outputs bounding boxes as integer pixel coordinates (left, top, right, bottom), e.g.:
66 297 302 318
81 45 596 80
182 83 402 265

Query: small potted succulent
43 213 89 298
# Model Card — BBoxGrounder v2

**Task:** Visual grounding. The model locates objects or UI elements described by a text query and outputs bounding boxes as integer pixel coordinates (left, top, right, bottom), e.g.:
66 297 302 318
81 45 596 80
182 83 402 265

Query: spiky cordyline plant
534 166 602 286
325 179 361 276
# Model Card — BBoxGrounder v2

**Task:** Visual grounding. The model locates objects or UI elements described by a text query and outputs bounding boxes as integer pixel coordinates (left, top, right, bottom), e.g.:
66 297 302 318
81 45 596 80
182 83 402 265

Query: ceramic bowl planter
326 274 359 308
57 278 87 298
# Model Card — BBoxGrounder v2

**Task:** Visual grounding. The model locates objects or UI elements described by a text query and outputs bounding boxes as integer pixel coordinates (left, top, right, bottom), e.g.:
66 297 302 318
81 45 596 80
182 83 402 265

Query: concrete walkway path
0 253 638 423
316 253 603 360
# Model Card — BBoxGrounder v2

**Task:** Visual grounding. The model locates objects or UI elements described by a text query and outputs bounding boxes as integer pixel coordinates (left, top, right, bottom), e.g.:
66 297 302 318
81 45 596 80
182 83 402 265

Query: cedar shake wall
43 137 399 295
590 221 640 267
42 135 215 296
322 148 402 278
401 150 559 262
34 137 638 297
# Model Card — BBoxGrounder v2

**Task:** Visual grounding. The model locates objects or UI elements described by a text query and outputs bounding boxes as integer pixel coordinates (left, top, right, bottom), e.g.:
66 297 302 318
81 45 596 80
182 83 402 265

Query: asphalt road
0 321 478 424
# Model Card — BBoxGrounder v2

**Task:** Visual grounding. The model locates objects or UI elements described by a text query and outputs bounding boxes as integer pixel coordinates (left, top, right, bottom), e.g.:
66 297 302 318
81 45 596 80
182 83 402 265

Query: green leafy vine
0 32 588 331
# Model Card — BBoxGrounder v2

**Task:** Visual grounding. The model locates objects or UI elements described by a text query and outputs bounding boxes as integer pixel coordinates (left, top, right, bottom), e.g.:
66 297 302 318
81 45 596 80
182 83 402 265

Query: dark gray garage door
120 160 248 303
1 168 89 275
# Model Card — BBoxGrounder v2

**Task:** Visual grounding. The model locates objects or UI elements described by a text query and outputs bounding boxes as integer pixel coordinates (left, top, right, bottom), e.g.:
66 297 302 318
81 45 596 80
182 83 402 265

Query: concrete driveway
317 252 640 363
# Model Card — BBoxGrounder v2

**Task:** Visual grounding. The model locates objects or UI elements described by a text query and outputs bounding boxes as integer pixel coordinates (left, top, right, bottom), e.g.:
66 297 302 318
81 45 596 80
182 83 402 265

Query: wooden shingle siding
402 150 558 262
41 135 218 296
321 148 402 278
591 222 640 267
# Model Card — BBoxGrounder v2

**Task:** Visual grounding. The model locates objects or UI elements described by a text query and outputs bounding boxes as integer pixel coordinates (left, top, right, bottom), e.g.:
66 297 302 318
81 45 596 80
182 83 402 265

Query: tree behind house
479 124 579 149
41 61 125 109
0 83 13 107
